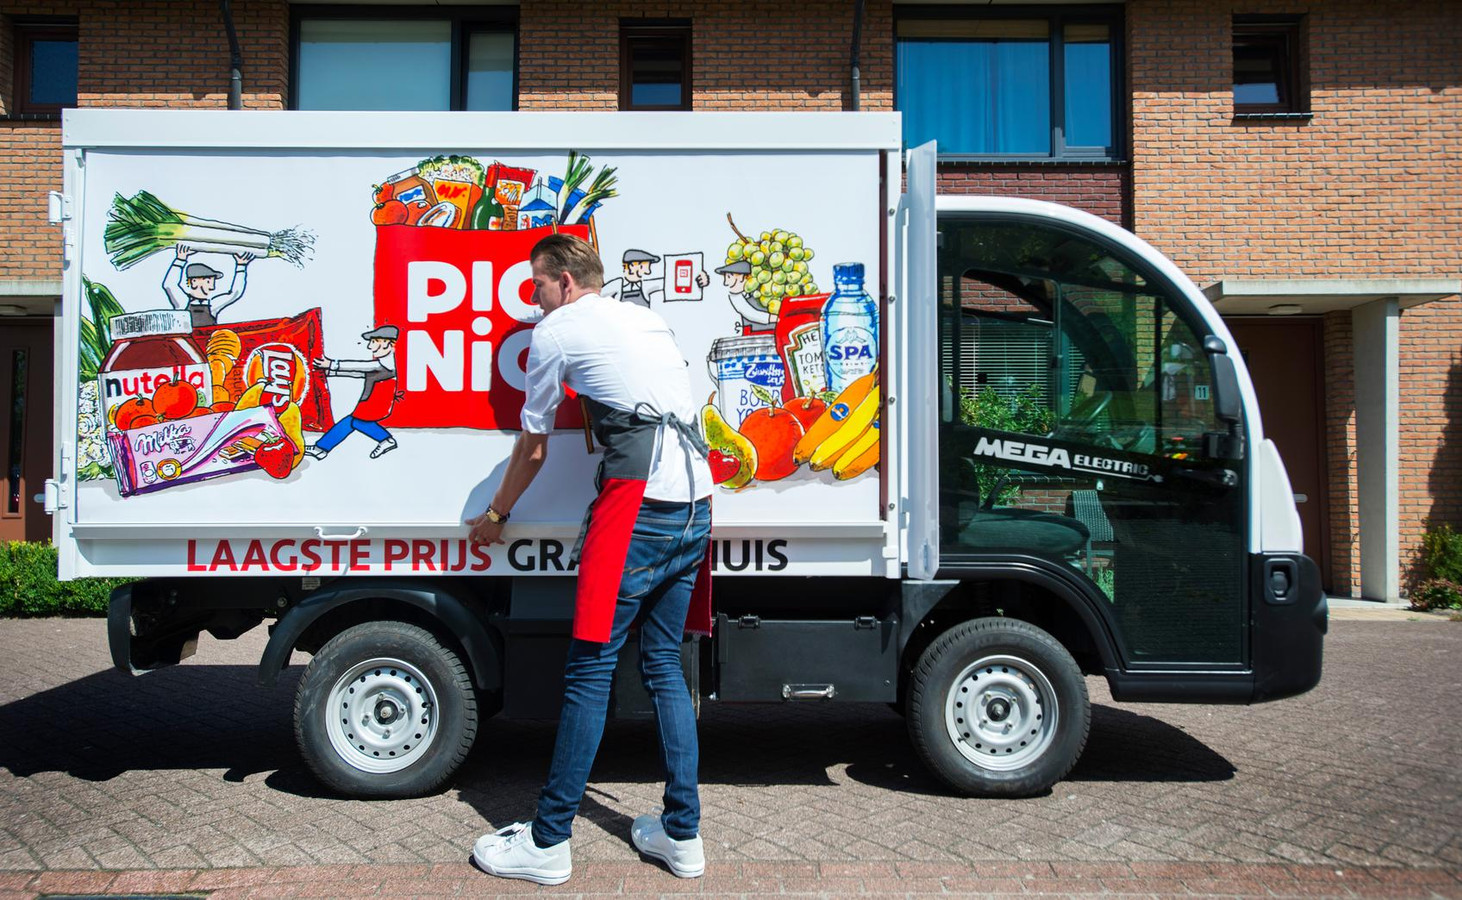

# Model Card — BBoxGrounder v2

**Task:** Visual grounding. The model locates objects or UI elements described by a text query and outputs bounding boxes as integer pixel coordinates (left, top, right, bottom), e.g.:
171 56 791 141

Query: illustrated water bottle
820 262 878 394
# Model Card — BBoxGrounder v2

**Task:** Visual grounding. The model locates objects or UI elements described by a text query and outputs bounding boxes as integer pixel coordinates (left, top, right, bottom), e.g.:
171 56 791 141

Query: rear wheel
295 621 477 798
907 617 1089 797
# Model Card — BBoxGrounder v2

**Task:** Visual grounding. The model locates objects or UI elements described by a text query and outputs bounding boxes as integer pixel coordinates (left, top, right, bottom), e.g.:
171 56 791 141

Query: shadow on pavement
0 666 1232 799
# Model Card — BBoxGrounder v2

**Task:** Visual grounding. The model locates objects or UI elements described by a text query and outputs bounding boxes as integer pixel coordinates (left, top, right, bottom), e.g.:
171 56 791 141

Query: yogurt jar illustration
707 335 787 429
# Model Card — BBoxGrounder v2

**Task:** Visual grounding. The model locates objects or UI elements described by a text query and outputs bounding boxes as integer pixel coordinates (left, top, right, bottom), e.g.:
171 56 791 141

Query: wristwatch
484 507 510 525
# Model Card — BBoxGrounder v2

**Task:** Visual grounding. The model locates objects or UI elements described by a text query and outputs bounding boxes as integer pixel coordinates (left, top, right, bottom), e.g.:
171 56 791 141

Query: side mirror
1210 352 1242 425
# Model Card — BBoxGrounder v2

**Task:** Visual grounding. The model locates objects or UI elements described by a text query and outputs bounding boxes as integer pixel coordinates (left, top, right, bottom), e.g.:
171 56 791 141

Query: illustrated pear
701 394 758 491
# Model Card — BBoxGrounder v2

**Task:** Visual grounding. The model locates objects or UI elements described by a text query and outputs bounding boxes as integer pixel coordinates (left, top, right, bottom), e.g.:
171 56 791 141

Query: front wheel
294 621 477 798
907 618 1089 797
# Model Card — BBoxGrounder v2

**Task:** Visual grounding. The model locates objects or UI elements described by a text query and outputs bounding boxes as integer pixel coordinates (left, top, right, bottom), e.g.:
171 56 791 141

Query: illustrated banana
809 386 879 471
833 418 880 480
793 370 877 465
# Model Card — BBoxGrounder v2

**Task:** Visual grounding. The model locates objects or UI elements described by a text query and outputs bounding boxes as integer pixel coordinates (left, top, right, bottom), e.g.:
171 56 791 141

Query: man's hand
466 511 506 546
235 252 254 266
312 356 331 371
175 245 192 260
696 270 710 288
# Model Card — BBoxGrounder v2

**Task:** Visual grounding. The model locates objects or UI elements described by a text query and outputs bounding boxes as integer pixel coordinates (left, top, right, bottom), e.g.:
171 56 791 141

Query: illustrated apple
738 404 805 481
253 438 296 480
783 396 827 433
708 449 743 484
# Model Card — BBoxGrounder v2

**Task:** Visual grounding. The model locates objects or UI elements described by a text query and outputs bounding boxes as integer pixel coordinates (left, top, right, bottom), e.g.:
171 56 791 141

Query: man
715 259 774 334
602 248 709 307
305 325 399 460
164 245 252 327
467 234 713 886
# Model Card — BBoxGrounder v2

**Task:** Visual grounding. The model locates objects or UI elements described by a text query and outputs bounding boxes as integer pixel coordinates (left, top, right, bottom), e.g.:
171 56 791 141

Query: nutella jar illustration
99 309 212 430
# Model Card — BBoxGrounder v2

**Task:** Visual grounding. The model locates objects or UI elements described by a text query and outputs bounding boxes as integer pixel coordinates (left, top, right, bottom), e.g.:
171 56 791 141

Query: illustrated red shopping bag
372 223 590 431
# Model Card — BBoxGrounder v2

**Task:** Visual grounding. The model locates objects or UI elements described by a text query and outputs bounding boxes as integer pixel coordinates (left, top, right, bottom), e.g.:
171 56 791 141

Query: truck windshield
936 215 1247 667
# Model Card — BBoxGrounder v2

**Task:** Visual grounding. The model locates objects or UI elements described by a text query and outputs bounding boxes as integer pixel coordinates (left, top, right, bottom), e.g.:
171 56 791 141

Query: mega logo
972 436 1072 470
373 224 590 430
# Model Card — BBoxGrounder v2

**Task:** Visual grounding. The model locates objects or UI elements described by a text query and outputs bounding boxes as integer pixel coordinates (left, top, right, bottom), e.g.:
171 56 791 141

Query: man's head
184 262 225 300
530 234 604 314
361 325 399 359
621 249 659 283
716 260 751 295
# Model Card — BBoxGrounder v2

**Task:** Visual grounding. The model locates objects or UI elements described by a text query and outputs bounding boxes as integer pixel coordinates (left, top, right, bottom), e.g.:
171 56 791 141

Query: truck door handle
314 526 368 541
1173 467 1238 489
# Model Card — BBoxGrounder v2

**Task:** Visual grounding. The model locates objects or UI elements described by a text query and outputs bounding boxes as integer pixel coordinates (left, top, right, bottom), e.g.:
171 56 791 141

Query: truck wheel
907 618 1089 797
294 621 477 799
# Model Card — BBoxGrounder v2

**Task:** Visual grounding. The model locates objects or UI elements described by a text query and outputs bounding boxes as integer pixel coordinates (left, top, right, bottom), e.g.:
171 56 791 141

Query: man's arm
467 433 549 545
210 257 251 316
163 259 189 309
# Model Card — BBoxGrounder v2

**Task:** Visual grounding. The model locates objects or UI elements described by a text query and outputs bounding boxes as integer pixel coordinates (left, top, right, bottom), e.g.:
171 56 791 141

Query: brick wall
0 0 287 281
936 166 1129 228
518 0 894 111
1130 0 1462 592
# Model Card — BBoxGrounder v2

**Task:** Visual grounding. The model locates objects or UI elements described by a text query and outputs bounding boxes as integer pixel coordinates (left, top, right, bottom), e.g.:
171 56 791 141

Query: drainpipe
221 0 243 109
850 0 864 111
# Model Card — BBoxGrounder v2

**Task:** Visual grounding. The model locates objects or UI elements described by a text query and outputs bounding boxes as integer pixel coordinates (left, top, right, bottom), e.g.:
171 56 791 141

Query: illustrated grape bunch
725 214 817 318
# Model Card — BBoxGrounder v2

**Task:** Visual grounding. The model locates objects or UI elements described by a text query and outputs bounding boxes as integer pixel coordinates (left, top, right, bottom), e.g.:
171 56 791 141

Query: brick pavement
0 618 1459 898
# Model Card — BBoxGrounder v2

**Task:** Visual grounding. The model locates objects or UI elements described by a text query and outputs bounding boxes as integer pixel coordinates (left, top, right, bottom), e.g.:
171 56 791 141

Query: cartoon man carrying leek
164 245 253 328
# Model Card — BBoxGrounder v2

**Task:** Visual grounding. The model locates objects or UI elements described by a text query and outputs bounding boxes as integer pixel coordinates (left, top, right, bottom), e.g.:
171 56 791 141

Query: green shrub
958 385 1054 506
1421 523 1462 583
0 541 130 617
1410 579 1462 613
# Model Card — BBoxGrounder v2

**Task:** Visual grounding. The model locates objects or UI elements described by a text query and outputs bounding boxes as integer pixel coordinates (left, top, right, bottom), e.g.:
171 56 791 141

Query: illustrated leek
104 190 315 270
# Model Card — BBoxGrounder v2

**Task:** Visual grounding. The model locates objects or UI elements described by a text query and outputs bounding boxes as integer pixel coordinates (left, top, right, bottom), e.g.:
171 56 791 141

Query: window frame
288 5 519 112
1232 15 1307 116
894 4 1125 162
619 19 693 112
11 18 79 117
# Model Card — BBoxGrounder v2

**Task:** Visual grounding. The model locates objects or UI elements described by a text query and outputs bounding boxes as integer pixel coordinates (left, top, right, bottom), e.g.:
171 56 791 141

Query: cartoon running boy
305 325 400 460
165 245 252 327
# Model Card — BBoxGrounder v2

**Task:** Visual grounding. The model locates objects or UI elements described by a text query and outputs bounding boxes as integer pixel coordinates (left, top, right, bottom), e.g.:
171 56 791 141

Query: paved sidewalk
1 617 1459 897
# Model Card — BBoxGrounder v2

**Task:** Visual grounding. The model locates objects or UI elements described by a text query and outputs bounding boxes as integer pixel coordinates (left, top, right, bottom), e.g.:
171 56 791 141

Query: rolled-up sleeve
520 327 567 434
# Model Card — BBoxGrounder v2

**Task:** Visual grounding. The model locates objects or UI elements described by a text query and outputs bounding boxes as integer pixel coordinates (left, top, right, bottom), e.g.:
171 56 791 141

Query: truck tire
907 617 1089 797
294 621 477 799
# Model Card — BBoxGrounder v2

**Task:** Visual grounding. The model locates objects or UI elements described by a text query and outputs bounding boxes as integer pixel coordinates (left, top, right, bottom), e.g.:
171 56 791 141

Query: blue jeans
316 414 391 451
532 497 711 847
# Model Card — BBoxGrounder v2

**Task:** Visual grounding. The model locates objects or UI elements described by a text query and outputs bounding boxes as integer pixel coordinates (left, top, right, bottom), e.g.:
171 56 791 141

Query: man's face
624 260 652 283
530 257 570 315
185 276 218 299
723 272 747 294
368 337 394 359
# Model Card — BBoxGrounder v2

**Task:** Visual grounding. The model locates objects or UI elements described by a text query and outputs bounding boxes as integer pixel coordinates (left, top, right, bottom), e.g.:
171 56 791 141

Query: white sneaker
471 822 571 885
370 437 397 459
631 814 704 878
303 445 327 460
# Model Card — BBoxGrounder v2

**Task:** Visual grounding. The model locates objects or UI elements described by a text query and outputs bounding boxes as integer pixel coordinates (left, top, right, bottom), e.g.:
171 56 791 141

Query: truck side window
937 216 1246 666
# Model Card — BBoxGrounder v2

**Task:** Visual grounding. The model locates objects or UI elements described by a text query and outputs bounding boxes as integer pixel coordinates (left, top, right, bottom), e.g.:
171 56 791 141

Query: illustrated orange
152 379 199 420
113 397 155 431
210 401 236 413
129 414 160 429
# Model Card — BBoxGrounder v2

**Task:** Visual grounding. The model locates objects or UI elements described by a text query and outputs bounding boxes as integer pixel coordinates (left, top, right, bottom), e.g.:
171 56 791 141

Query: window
12 20 78 115
896 9 1119 159
292 8 515 111
1233 16 1306 115
620 21 691 111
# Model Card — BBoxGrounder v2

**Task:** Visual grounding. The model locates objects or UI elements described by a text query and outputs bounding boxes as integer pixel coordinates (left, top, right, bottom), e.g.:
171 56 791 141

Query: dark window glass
13 22 78 114
1233 19 1304 113
896 12 1119 159
621 24 691 111
292 11 516 111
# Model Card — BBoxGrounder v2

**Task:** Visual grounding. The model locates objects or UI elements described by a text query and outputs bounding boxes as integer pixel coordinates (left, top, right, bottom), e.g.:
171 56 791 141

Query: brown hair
530 234 604 290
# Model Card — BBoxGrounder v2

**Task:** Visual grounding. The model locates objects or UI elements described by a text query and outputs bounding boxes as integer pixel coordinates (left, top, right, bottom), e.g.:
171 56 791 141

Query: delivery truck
45 110 1326 800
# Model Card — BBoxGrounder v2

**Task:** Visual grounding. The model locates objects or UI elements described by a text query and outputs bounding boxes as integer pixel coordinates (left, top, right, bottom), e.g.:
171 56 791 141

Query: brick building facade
1 0 1457 600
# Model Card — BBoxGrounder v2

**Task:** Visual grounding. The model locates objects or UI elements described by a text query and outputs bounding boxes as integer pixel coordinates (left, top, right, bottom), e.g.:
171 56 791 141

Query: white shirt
521 293 713 502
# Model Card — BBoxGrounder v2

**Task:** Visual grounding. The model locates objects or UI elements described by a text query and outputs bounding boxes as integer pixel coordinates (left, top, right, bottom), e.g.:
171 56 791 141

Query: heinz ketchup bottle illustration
820 263 877 394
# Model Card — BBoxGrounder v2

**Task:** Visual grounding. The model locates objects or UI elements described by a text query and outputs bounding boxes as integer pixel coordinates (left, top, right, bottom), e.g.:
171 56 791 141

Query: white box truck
46 110 1326 799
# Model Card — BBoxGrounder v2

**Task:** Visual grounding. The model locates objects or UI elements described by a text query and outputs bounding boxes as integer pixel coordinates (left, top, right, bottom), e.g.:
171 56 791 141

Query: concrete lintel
1204 278 1460 315
0 278 63 299
1352 297 1400 604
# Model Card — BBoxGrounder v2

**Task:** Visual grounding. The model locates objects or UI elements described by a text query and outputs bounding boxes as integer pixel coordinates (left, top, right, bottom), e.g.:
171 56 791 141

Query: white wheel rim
325 657 439 774
944 654 1059 771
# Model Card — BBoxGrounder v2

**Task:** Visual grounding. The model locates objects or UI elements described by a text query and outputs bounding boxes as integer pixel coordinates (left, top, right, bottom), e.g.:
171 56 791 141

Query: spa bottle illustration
820 263 877 394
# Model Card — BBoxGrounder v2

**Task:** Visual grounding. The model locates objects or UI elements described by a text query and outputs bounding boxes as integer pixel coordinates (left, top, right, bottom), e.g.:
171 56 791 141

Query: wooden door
1226 318 1330 591
0 319 55 542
